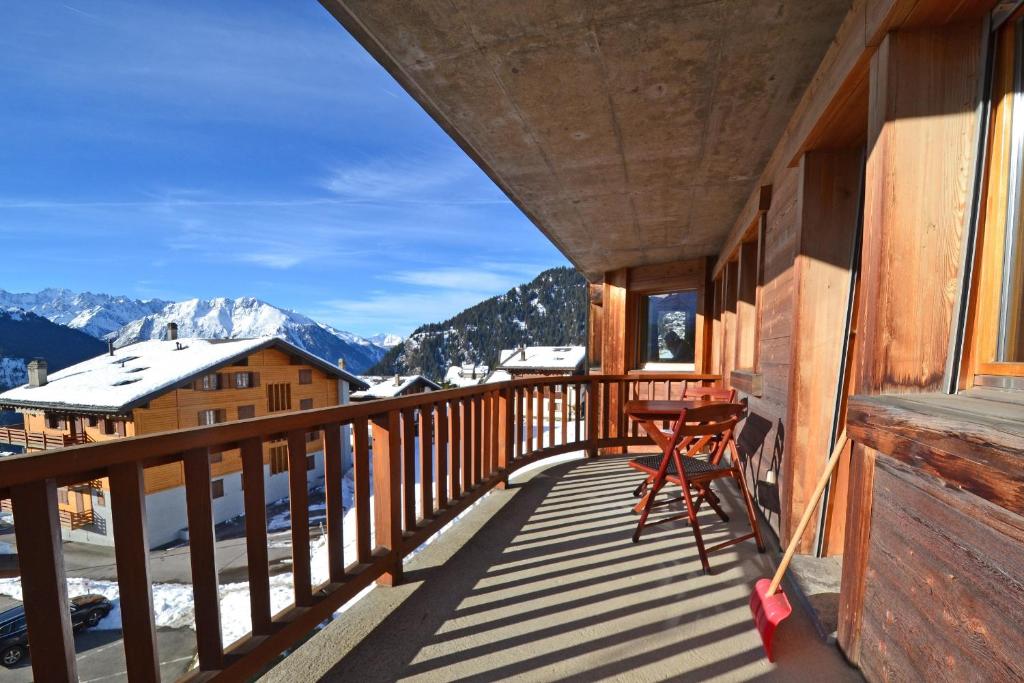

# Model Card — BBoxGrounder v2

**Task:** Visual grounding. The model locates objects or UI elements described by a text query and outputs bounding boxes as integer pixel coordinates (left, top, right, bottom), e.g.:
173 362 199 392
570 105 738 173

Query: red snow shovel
749 430 848 661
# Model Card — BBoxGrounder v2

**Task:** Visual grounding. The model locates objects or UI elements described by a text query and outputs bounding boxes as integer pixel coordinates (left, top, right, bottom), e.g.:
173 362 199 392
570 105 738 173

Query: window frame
967 13 1024 383
636 289 700 371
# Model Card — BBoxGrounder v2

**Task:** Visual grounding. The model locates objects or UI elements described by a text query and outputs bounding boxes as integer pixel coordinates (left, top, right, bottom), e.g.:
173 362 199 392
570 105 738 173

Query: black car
0 594 113 668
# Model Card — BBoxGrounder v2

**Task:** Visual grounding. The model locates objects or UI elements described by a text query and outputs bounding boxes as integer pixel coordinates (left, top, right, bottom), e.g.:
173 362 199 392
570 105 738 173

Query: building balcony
0 373 853 682
0 427 87 452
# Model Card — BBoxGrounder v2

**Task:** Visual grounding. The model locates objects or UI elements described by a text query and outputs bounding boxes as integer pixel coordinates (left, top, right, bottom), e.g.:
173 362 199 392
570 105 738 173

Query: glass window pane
997 28 1024 363
643 290 697 365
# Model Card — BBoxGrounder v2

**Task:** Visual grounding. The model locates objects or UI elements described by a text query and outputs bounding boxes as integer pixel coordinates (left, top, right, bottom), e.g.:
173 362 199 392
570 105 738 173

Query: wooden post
436 401 449 508
418 404 434 518
183 447 223 670
11 479 77 682
287 430 312 606
401 409 416 529
372 411 402 586
323 424 345 582
109 462 160 683
352 417 372 564
240 437 272 634
587 379 599 457
496 388 512 488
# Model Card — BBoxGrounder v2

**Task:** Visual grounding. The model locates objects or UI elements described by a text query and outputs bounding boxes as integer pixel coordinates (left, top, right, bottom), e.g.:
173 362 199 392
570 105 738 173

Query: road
1 625 195 682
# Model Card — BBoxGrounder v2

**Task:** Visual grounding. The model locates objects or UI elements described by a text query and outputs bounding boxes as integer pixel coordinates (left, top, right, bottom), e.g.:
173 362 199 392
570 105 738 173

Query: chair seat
629 453 730 478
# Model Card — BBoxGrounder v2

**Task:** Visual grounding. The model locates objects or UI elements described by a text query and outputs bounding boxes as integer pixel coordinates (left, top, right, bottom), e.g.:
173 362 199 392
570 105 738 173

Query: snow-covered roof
444 364 488 387
484 369 512 384
0 337 368 414
351 375 441 400
497 346 586 372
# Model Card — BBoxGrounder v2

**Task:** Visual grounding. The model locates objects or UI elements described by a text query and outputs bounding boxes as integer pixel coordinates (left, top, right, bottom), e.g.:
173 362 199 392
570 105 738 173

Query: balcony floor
263 454 861 682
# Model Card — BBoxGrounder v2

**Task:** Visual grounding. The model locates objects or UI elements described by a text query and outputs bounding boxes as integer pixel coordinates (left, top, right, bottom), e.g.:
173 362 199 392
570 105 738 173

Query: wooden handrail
0 372 719 682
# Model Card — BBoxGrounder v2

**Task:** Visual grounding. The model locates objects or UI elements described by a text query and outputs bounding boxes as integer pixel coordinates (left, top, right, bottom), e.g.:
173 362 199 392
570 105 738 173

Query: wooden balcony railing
0 373 717 682
0 427 87 451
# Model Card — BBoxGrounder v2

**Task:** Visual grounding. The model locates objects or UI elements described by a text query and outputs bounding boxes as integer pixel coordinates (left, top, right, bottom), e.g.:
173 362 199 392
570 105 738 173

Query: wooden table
624 399 712 452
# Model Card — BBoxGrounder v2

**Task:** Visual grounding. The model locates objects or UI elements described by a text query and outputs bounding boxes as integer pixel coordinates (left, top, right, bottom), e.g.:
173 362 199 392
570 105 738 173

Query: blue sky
0 1 568 337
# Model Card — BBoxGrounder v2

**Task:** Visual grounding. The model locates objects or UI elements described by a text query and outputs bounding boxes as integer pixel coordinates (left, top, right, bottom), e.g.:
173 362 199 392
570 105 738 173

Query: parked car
0 594 113 668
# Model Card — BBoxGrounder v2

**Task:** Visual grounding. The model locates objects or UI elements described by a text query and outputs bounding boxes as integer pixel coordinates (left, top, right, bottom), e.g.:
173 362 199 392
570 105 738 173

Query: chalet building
492 346 586 380
7 2 1024 682
443 362 488 387
351 375 441 401
0 333 367 548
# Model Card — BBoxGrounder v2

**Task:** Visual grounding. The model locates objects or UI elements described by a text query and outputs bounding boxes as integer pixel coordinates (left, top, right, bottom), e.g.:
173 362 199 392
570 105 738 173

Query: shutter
218 409 227 423
219 373 229 390
250 372 260 387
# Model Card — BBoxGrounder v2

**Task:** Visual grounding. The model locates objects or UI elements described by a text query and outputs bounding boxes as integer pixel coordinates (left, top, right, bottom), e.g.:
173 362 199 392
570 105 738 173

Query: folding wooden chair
628 402 765 574
630 385 737 503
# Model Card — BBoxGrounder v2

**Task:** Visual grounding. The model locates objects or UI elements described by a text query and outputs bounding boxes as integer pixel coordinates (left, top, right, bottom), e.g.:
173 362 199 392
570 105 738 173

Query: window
197 373 221 391
237 405 256 420
267 383 292 412
234 372 252 389
87 416 98 428
211 479 225 499
638 290 698 369
46 415 62 430
306 455 315 471
969 15 1024 381
197 409 225 426
299 398 313 410
94 488 105 507
306 430 320 443
210 452 223 463
270 445 289 474
58 487 69 505
298 369 313 385
102 418 116 435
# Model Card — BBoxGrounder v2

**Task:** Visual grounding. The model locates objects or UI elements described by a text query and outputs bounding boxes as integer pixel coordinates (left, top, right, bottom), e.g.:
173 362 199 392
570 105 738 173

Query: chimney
337 358 346 370
519 346 526 361
394 374 401 386
108 339 115 356
27 359 47 387
167 322 178 341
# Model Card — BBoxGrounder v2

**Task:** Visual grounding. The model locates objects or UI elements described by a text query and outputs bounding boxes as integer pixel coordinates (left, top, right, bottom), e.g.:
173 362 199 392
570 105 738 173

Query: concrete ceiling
322 0 851 280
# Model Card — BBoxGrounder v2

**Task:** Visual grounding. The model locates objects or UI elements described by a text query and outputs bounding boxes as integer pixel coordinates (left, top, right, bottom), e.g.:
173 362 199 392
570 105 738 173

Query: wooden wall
134 348 339 494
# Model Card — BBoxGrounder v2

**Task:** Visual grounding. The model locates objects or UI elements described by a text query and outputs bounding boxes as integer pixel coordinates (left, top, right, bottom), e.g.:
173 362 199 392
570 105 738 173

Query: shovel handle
766 430 848 597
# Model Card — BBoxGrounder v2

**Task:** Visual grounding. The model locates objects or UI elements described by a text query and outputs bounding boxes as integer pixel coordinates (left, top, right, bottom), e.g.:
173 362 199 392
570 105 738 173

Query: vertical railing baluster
183 447 224 670
472 393 483 485
561 382 569 445
401 408 416 528
498 388 512 485
482 393 492 478
287 430 313 606
450 399 463 498
109 461 160 683
574 383 582 444
602 380 611 443
547 384 556 448
419 403 434 519
525 388 534 454
515 387 524 459
436 401 449 508
353 417 372 564
535 386 544 451
323 423 345 583
11 479 78 682
372 410 402 585
240 437 272 633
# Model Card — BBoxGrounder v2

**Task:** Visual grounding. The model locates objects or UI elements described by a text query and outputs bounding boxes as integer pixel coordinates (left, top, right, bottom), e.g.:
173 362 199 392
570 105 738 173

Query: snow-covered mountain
368 333 403 349
0 288 169 339
111 297 388 373
0 308 107 391
1 289 390 374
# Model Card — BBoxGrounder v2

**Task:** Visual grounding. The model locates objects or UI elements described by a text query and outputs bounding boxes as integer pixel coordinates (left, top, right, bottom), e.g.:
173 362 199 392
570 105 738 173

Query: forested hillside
369 267 586 380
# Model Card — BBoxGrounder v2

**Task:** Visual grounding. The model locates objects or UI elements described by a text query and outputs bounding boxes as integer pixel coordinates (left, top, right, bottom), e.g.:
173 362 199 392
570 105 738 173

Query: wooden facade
11 346 343 510
582 2 1024 679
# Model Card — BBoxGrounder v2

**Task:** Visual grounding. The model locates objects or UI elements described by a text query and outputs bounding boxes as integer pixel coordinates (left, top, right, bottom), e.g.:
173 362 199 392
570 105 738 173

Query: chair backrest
682 384 736 403
668 402 746 467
